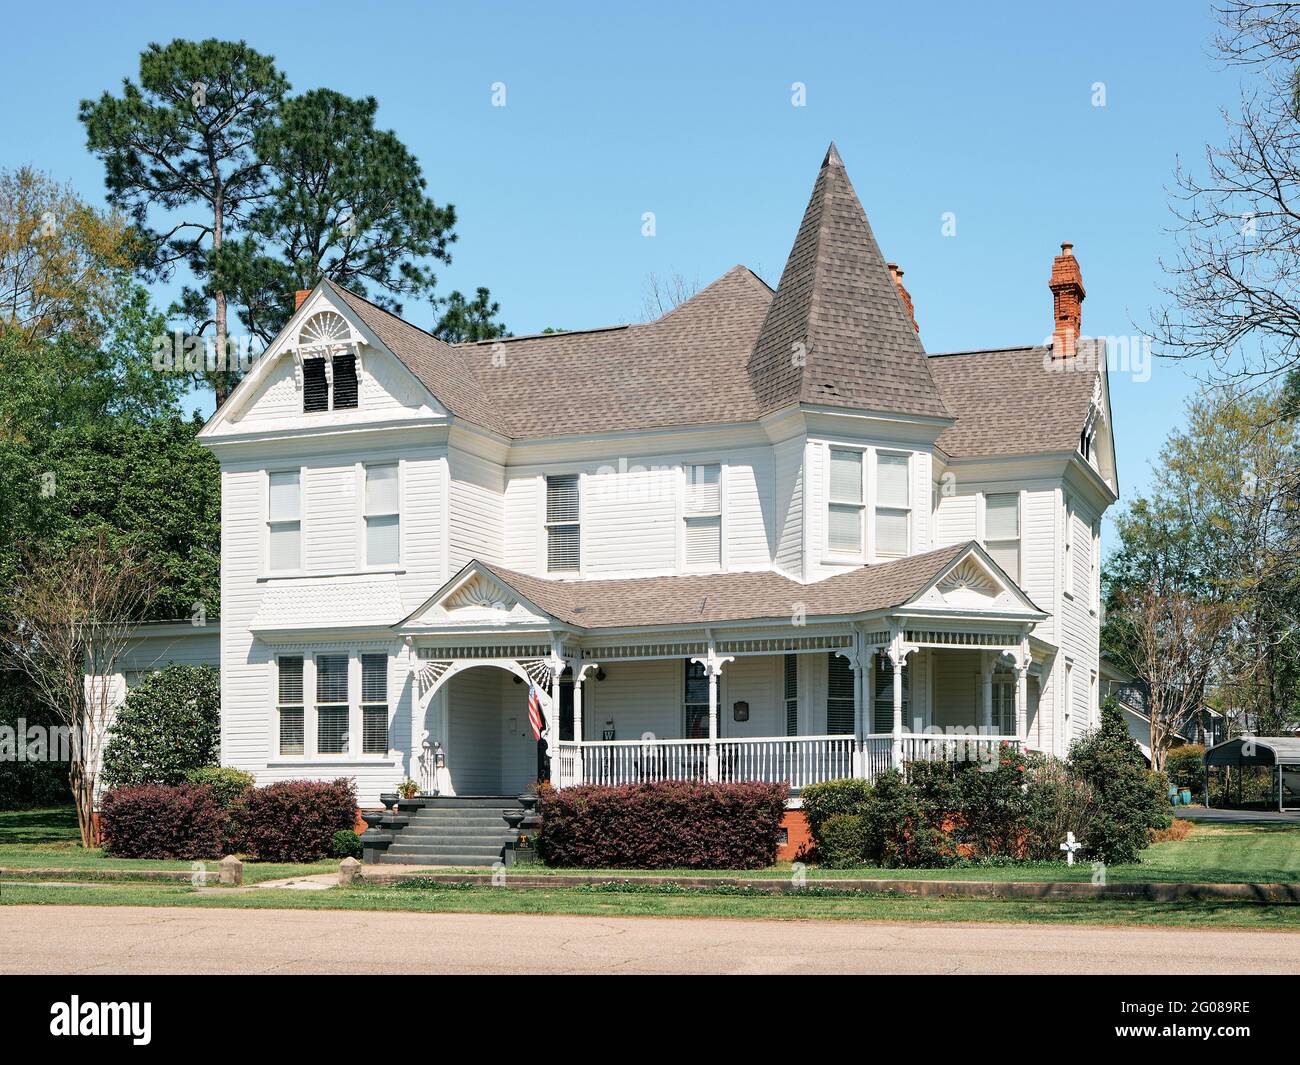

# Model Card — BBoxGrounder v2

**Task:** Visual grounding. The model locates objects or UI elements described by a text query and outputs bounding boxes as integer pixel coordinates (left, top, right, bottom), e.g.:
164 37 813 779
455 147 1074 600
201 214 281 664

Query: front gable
906 544 1044 618
199 282 447 442
399 562 559 632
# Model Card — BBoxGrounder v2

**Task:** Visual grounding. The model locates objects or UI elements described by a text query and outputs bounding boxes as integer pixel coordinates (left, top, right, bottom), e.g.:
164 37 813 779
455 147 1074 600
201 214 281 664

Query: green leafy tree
100 665 221 788
1069 699 1170 864
433 286 509 343
227 88 459 342
80 38 289 405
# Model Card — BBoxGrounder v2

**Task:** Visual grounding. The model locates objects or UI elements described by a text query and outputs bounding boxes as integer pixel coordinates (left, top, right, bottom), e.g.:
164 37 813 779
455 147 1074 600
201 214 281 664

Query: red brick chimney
887 263 919 334
294 289 312 311
1048 242 1085 359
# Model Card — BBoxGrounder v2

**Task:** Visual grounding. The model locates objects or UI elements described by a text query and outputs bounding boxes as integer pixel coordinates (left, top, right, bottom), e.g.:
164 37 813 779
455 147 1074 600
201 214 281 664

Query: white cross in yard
1060 831 1081 866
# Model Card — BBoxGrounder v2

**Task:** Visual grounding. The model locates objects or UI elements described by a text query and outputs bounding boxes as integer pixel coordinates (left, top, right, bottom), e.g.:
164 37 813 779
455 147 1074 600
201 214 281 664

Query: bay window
277 655 304 756
874 452 910 559
315 654 349 755
361 653 389 754
827 448 864 554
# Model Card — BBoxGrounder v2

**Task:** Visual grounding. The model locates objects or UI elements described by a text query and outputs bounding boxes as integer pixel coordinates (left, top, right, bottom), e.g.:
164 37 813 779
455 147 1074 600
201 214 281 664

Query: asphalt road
2 905 1296 974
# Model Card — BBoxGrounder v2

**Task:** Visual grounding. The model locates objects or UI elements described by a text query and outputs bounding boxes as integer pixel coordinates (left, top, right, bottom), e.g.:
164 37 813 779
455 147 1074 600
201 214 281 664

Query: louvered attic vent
303 357 328 412
332 353 358 409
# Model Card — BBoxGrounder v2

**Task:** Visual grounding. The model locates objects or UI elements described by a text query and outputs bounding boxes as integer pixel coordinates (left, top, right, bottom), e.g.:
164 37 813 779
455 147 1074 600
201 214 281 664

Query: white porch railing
555 733 1027 790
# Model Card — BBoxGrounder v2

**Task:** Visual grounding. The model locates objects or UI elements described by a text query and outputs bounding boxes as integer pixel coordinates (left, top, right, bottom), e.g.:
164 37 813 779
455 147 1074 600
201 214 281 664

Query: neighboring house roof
1205 736 1300 767
401 541 1044 632
927 341 1100 459
746 143 950 420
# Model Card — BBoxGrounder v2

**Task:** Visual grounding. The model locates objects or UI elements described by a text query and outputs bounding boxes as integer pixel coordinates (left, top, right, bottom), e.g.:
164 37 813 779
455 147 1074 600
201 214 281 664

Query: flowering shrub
536 780 787 869
100 784 226 859
241 778 358 862
100 666 221 787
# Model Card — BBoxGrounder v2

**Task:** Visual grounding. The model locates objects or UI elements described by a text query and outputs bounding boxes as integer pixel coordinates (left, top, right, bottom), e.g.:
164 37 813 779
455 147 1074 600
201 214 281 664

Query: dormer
289 307 365 414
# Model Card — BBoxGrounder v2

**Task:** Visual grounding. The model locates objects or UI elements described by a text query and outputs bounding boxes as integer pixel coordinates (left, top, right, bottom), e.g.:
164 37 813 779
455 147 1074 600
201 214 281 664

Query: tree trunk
212 184 229 409
69 762 99 849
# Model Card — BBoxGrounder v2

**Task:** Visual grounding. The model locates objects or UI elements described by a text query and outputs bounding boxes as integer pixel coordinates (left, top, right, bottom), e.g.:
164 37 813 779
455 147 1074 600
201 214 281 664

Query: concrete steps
370 795 528 867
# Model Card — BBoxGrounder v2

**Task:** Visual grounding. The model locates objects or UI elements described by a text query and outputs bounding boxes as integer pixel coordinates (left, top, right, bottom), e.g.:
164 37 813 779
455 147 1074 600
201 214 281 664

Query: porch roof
399 540 1047 634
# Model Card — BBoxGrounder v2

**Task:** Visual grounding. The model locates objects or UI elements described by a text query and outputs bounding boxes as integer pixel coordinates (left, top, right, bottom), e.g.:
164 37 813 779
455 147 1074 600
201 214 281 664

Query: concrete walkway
1 905 1296 974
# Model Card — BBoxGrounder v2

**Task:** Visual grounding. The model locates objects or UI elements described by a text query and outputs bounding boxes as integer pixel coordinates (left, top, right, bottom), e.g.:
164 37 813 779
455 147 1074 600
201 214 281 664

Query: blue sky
0 0 1239 526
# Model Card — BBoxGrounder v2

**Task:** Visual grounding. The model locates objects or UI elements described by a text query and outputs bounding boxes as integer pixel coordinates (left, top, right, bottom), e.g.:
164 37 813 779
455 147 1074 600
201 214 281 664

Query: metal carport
1203 737 1300 812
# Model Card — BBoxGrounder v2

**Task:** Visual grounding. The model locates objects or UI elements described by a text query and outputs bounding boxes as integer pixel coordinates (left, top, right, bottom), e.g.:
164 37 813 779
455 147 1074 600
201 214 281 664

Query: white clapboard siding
447 448 505 571
584 659 680 740
724 449 773 570
503 474 541 573
773 436 805 577
933 488 978 547
583 462 677 575
304 465 357 573
1022 487 1057 641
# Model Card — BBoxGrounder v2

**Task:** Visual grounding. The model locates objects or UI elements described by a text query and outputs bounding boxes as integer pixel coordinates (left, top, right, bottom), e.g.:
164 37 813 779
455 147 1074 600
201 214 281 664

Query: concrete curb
0 865 232 885
357 868 1300 902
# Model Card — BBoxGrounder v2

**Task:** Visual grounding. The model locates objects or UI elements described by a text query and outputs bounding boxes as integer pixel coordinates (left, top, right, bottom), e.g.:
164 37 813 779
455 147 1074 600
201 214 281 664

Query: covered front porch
398 545 1048 795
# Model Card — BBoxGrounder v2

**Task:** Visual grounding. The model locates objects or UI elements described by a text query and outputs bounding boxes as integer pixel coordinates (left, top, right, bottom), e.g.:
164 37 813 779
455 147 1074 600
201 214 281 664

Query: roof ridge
653 264 774 325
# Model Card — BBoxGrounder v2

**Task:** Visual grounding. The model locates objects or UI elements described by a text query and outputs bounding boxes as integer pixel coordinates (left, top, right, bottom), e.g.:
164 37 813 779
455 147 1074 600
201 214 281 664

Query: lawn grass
0 806 335 884
3 880 1300 930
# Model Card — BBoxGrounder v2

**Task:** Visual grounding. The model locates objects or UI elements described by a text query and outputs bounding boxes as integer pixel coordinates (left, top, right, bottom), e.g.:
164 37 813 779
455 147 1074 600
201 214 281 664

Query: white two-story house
195 143 1118 808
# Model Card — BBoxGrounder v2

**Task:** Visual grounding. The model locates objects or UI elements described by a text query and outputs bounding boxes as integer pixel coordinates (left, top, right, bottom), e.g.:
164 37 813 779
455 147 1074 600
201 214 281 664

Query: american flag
527 684 544 741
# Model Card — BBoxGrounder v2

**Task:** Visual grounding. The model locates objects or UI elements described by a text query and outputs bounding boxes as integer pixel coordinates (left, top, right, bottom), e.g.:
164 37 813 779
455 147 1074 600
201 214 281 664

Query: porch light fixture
733 700 749 722
594 666 607 681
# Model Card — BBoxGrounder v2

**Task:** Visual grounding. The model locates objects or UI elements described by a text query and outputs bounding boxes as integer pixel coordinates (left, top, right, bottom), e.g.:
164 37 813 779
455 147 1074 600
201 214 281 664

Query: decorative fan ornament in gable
299 311 354 354
937 557 1001 597
444 572 516 612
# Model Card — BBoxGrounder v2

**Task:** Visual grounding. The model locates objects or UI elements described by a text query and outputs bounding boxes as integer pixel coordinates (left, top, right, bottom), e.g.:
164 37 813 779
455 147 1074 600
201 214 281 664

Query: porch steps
371 795 526 867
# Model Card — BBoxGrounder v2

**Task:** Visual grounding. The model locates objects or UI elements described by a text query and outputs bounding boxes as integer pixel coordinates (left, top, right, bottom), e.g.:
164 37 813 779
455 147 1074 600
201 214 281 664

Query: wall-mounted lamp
732 700 750 722
594 666 607 682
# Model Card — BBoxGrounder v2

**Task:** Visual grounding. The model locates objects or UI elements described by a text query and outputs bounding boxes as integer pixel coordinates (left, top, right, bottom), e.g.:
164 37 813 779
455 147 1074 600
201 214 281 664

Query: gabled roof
746 143 951 420
398 542 1044 634
927 340 1101 459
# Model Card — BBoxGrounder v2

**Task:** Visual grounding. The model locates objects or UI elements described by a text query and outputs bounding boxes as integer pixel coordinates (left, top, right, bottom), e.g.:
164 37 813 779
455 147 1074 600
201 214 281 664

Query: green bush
799 778 874 837
815 813 869 867
1164 745 1205 793
183 767 254 807
331 829 363 859
861 770 955 868
101 665 221 788
1069 698 1171 864
183 767 254 853
1022 753 1100 861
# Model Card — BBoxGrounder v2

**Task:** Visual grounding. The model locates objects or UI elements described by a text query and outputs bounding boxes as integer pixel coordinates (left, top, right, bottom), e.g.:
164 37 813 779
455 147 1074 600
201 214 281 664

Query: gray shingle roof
746 143 950 420
927 340 1100 459
320 147 1092 458
474 543 973 630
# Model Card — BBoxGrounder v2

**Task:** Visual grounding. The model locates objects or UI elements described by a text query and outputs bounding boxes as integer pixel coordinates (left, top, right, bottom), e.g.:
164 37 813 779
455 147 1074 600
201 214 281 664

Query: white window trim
872 449 912 563
825 444 866 561
1090 518 1100 614
274 654 306 759
681 461 726 573
263 466 306 578
357 460 404 571
542 471 582 576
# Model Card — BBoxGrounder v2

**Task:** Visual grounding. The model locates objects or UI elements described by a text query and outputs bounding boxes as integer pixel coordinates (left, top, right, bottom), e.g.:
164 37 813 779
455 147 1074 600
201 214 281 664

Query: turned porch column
691 644 734 783
1014 663 1029 740
884 631 918 770
836 645 866 779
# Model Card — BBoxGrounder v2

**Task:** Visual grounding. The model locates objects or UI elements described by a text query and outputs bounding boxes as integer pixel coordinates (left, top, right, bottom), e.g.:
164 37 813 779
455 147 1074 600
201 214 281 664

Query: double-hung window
546 474 580 572
826 654 855 735
873 652 909 733
683 463 722 570
827 448 864 554
683 659 710 739
985 492 1021 580
267 470 302 572
783 654 799 737
316 654 349 755
364 463 400 566
277 655 305 756
875 452 910 559
361 653 389 754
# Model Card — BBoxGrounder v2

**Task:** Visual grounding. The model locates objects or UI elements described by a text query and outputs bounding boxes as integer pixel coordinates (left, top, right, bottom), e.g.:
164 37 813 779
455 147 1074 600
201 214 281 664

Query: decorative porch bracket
882 628 921 770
